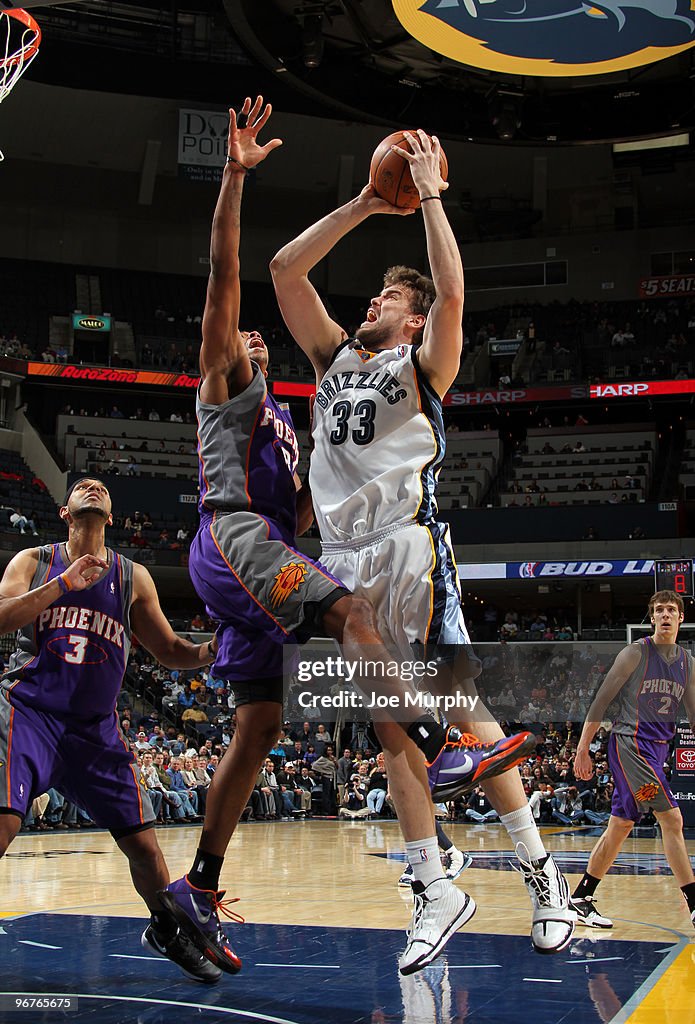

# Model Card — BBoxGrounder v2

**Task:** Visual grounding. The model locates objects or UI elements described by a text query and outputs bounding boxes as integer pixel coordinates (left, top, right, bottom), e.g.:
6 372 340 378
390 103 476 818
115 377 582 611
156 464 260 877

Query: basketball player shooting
159 99 529 979
268 128 577 958
271 128 576 959
571 590 695 930
0 477 222 984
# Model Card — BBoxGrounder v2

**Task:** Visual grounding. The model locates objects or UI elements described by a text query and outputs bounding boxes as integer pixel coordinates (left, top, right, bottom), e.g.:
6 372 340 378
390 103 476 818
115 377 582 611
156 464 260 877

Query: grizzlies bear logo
393 0 695 77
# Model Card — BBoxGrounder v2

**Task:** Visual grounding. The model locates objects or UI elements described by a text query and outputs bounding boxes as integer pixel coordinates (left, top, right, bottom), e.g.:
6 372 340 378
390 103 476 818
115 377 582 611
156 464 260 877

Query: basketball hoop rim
2 8 42 67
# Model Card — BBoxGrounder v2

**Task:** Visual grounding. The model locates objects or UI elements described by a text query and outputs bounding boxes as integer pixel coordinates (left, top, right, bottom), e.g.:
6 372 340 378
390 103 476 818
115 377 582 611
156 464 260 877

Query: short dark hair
648 589 684 617
383 265 436 342
64 476 108 505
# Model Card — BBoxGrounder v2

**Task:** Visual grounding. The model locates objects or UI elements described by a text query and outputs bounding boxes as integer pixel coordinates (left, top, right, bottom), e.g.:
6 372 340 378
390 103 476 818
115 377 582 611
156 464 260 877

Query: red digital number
675 574 687 593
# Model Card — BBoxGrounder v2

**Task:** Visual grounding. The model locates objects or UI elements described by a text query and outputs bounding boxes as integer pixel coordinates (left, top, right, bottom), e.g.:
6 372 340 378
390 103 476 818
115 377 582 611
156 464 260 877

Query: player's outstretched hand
63 554 109 591
391 130 448 201
227 95 282 173
573 746 594 781
356 182 415 216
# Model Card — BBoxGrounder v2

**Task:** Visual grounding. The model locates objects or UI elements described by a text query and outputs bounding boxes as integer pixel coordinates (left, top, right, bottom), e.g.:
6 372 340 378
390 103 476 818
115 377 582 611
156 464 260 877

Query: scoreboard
654 559 694 597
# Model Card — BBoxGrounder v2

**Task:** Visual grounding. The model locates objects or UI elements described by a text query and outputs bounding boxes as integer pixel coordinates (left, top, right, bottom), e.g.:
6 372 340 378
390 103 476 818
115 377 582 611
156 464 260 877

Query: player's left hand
227 95 282 173
573 746 594 781
356 183 415 216
392 130 448 201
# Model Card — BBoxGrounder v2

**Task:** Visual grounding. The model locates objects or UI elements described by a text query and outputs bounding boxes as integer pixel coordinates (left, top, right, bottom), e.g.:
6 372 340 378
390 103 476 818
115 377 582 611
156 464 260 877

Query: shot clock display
654 559 694 596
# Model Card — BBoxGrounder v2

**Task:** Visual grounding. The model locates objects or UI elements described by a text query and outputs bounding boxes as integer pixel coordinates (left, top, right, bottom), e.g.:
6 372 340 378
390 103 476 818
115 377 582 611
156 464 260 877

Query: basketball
369 130 448 209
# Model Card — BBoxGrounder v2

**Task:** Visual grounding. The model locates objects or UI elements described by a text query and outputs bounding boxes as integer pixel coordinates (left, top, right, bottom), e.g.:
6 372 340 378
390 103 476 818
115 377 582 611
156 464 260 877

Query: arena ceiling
12 0 695 146
224 0 695 144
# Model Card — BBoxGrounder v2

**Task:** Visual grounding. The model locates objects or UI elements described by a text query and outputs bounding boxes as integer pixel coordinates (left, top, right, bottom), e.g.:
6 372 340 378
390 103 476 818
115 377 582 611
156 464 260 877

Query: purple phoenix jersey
196 365 299 539
612 636 691 743
1 543 133 719
0 543 151 830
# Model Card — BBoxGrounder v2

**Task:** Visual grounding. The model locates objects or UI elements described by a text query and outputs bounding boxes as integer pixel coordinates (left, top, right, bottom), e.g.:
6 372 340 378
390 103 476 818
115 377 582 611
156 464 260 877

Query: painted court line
448 964 502 969
254 963 340 969
0 992 303 1024
109 954 161 961
565 956 624 965
603 939 687 1024
18 940 62 950
523 978 563 984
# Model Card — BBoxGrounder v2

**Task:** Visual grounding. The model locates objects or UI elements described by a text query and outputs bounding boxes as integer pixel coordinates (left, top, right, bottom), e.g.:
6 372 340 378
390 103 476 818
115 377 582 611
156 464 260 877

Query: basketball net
0 8 42 162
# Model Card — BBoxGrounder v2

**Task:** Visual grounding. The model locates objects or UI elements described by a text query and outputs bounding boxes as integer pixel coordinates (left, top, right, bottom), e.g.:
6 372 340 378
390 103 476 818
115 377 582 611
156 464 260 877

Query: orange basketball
369 130 448 210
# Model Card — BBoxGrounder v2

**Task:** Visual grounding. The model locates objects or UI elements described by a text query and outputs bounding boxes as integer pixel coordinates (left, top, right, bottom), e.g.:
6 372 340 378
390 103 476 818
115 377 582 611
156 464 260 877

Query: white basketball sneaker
399 878 476 976
516 850 576 954
572 896 613 929
443 848 473 881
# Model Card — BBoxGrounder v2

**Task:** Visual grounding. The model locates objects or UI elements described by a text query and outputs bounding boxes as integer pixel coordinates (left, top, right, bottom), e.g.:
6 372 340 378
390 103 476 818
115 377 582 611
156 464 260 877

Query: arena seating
499 426 654 507
437 431 500 509
0 447 59 537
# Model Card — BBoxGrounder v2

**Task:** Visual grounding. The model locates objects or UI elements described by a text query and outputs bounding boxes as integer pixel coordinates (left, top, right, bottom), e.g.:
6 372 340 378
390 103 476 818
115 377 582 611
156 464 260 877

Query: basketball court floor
2 819 693 1023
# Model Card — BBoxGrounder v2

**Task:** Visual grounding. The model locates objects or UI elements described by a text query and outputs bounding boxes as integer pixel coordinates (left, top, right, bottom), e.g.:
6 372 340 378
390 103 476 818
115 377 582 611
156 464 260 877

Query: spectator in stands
148 409 160 421
315 723 332 747
551 785 586 826
257 758 284 819
366 753 388 817
177 684 196 711
133 730 152 753
585 783 613 826
608 492 619 504
629 525 646 540
465 787 499 823
9 508 38 536
167 758 201 819
299 721 314 748
177 526 190 544
339 773 370 819
583 526 599 540
110 405 124 419
572 440 586 453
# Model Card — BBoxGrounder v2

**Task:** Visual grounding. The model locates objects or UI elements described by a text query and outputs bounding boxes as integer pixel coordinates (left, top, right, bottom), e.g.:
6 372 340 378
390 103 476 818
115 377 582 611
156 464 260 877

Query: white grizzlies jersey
310 340 444 543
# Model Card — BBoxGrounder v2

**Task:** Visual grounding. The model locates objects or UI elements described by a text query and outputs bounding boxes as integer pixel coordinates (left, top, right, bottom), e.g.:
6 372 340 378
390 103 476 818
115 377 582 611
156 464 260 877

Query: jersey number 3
65 634 88 664
329 400 376 446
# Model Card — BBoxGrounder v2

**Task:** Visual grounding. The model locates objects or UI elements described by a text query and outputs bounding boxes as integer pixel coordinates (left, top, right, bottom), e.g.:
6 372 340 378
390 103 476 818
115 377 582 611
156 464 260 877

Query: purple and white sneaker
426 729 536 800
158 875 243 974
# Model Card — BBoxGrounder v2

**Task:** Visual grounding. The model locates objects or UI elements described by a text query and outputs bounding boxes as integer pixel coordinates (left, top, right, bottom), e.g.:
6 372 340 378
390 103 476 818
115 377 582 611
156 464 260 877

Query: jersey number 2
329 400 376 446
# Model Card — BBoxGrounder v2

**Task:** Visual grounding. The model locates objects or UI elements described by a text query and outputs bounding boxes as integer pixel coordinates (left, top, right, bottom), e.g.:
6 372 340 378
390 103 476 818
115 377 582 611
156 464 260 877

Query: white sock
500 805 547 864
405 836 446 886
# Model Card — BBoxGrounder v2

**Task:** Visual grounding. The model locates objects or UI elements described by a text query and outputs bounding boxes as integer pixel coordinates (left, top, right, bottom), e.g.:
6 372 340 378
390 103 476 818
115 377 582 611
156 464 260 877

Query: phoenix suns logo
392 1 695 77
269 562 307 609
635 781 661 803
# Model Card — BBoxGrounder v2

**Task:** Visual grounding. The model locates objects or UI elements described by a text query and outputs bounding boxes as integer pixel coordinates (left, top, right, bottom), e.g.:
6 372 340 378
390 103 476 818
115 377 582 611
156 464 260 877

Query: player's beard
72 502 110 521
354 321 392 350
248 350 269 375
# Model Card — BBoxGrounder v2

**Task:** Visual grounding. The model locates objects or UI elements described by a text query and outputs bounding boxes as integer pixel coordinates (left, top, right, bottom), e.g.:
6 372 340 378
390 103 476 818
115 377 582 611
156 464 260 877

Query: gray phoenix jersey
196 366 299 539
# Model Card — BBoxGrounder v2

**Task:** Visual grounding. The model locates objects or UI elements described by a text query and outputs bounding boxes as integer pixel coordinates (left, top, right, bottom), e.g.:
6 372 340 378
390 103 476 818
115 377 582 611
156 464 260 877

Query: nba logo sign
519 562 538 579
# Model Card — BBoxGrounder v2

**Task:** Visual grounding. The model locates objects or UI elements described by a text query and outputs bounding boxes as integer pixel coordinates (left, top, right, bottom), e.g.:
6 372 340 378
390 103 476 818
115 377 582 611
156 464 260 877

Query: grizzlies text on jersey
310 340 444 543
